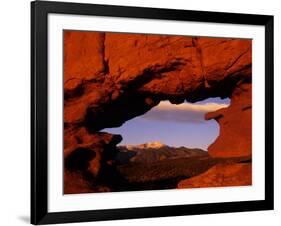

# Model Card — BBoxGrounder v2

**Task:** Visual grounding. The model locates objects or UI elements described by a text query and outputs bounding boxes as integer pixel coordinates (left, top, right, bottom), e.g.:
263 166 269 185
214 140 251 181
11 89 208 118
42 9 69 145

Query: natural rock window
63 30 252 194
104 98 230 150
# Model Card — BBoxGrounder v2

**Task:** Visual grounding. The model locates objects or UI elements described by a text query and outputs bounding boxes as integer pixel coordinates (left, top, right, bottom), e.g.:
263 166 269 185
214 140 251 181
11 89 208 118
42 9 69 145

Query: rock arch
63 31 252 193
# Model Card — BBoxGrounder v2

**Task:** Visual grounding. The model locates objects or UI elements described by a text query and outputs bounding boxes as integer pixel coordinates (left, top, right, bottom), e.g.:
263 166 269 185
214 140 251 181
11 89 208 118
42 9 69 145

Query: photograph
63 31 252 194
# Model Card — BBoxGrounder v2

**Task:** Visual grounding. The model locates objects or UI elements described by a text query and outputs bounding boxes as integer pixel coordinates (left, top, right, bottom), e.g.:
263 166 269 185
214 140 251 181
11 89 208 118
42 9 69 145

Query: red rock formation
64 31 106 91
206 82 252 158
177 163 252 189
63 30 252 193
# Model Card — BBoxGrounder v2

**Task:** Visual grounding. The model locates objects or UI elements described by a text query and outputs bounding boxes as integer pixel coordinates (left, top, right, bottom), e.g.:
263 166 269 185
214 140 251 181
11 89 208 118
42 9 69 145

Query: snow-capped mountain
124 141 166 150
116 141 208 164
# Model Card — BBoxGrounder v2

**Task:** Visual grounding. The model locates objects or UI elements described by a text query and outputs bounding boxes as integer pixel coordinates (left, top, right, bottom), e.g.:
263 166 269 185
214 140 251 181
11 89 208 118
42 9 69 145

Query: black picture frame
31 0 274 224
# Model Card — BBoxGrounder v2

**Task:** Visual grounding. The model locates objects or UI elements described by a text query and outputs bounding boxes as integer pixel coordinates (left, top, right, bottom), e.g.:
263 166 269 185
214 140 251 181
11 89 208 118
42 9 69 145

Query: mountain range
116 141 208 164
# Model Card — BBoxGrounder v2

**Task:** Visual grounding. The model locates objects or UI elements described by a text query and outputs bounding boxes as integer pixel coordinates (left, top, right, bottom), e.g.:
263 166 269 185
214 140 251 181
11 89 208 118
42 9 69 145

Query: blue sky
103 98 230 150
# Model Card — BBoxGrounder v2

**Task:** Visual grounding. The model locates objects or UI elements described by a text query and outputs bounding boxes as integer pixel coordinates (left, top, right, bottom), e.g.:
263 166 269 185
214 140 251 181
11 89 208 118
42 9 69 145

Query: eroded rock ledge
178 163 252 189
63 31 252 193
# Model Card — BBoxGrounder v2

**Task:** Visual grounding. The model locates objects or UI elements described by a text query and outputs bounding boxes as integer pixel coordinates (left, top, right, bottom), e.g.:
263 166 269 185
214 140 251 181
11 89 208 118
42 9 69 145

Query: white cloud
141 101 229 123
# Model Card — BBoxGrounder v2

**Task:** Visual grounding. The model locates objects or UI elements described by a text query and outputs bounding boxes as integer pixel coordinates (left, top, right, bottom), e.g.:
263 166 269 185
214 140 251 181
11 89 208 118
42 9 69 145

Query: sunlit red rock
177 163 252 189
64 31 106 91
205 83 252 158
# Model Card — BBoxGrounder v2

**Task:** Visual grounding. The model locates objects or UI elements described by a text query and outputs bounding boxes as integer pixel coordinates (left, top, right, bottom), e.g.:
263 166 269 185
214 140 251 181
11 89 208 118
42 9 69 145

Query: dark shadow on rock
65 147 96 171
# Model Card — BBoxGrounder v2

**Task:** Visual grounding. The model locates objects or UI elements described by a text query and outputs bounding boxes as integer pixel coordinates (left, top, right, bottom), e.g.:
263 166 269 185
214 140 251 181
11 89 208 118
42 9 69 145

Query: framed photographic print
31 0 274 224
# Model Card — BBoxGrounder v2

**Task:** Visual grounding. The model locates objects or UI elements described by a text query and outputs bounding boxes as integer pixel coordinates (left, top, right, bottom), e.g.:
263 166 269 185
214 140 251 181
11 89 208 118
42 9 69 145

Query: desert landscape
63 30 252 194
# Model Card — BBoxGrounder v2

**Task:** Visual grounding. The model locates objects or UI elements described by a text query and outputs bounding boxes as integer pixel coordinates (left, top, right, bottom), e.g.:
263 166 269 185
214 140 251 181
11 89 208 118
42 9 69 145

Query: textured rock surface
205 82 252 158
64 127 122 175
177 163 252 188
63 31 252 193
